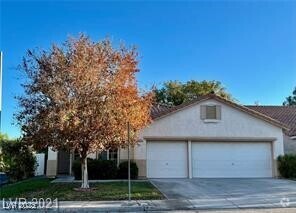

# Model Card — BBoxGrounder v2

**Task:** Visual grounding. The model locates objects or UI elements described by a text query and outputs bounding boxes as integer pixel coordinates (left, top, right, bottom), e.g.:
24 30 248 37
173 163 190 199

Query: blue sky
1 0 296 138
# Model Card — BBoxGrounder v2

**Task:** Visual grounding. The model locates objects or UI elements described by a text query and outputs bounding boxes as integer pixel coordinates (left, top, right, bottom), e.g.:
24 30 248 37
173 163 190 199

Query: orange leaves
17 35 153 156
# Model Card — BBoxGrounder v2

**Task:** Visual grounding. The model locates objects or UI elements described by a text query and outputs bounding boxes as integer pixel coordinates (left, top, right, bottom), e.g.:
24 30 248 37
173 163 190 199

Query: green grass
0 178 164 200
0 177 52 198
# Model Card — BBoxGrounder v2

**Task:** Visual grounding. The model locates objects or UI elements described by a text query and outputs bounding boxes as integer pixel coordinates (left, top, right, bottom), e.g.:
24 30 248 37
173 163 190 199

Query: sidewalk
53 198 296 212
2 196 296 212
2 198 293 212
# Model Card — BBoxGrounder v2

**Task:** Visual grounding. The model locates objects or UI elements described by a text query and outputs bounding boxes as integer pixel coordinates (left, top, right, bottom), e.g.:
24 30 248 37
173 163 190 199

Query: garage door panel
192 142 272 178
147 141 188 178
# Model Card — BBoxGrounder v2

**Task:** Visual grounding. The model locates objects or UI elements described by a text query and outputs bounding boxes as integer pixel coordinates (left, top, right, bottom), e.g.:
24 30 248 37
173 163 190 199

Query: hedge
277 154 296 178
0 140 36 182
72 159 138 180
117 161 138 179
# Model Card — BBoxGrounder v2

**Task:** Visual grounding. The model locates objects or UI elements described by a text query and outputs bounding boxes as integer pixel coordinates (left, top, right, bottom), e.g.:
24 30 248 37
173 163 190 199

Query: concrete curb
1 201 296 213
51 178 148 183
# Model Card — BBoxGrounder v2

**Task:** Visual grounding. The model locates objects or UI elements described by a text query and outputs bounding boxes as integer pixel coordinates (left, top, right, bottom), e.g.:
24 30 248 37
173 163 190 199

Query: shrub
72 158 117 180
0 140 36 182
72 160 82 180
277 154 296 178
117 161 138 179
91 160 118 179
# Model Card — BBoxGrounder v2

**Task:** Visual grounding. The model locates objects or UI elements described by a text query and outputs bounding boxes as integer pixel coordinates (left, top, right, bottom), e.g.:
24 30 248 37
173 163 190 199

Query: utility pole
127 121 131 201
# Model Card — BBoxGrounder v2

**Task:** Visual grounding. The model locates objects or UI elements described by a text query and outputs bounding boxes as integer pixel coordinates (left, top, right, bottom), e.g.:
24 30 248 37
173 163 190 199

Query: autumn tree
154 80 232 106
16 35 153 188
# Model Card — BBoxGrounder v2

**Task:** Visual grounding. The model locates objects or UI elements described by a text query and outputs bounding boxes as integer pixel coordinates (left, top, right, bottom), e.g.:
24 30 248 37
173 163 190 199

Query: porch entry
57 150 70 175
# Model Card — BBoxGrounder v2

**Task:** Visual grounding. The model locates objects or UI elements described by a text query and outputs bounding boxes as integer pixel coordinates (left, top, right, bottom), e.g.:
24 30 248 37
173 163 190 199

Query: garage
147 141 188 178
192 142 273 178
146 141 273 178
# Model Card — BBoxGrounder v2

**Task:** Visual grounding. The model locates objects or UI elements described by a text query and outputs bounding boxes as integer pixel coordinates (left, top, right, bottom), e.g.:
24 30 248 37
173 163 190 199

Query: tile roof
151 103 173 120
150 94 292 134
246 105 296 137
151 95 209 120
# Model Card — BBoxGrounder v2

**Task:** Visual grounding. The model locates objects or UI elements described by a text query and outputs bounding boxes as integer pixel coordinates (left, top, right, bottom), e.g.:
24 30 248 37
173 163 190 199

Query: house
46 94 296 179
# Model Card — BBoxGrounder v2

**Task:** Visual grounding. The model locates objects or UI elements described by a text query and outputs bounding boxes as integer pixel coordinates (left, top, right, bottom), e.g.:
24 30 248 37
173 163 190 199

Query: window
98 151 108 160
206 105 217 119
201 105 221 120
97 149 118 162
109 149 118 162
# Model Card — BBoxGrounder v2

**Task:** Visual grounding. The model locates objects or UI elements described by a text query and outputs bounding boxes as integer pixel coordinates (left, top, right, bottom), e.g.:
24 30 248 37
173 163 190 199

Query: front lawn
0 178 163 200
0 177 52 198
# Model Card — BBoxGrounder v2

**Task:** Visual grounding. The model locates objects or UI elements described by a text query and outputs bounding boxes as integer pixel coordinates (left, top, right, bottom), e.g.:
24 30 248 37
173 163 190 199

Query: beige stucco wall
132 142 147 177
133 159 146 177
88 152 97 159
46 160 57 176
48 147 57 160
284 135 296 154
137 99 284 164
119 147 134 160
46 148 57 176
46 99 285 178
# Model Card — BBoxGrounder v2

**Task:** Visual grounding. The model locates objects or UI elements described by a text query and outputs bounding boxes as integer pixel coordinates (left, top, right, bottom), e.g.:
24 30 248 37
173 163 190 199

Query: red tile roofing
246 105 296 137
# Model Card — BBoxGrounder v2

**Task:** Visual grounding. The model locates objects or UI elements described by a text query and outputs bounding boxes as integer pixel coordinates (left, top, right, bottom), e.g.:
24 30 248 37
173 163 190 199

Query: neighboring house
46 94 295 179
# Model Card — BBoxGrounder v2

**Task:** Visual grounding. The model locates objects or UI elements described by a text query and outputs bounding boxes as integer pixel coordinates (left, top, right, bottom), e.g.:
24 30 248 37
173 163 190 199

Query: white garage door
192 142 272 178
147 141 188 178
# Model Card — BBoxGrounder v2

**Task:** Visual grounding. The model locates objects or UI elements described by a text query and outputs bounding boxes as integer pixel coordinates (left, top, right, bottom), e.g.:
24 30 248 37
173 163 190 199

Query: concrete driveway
150 178 296 209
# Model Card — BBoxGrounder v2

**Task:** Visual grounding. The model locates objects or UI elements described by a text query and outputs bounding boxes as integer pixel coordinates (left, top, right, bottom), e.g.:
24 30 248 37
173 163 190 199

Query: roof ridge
156 103 173 107
151 96 296 137
152 94 288 130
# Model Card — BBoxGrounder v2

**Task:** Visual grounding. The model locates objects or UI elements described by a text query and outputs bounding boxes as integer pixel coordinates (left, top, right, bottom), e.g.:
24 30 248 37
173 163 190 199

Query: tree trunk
81 157 89 188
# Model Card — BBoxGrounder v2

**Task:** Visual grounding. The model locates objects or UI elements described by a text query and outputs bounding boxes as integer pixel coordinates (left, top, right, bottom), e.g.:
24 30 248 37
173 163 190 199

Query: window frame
97 149 119 166
201 104 221 122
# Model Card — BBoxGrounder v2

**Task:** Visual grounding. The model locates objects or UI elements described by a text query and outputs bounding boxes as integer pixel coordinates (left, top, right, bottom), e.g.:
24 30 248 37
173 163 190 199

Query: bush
72 158 117 180
91 160 118 179
117 161 138 179
277 154 296 178
72 160 82 180
0 140 36 182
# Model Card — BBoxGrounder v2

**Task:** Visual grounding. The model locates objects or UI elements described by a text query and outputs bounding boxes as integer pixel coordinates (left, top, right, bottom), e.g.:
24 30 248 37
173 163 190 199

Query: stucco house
46 94 296 179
